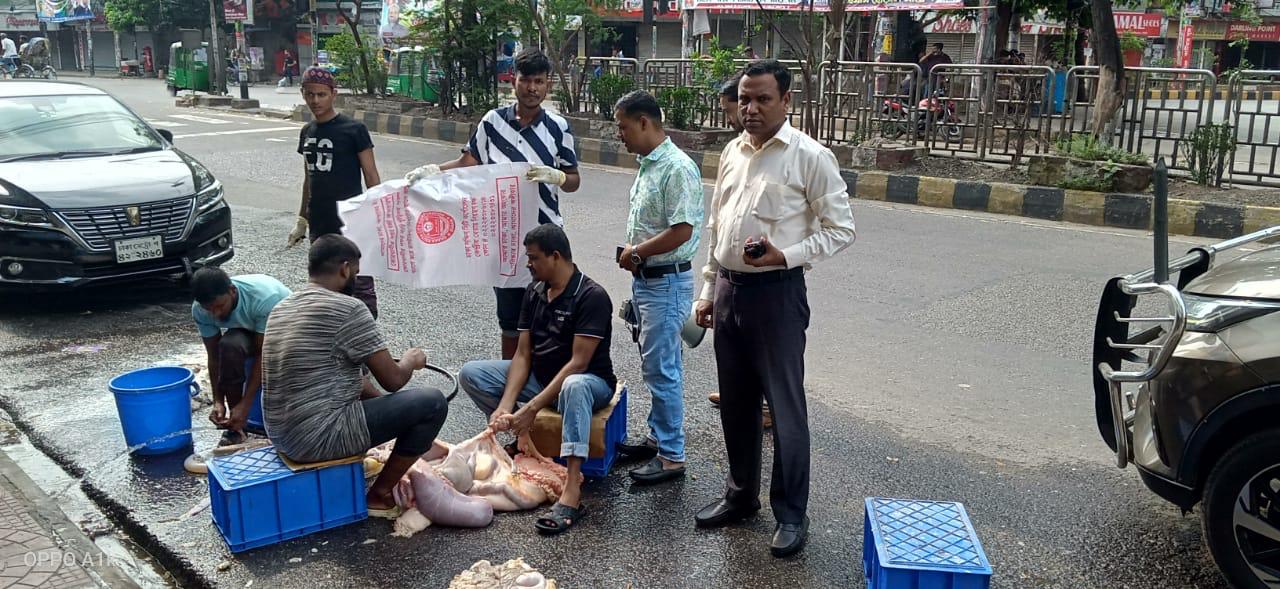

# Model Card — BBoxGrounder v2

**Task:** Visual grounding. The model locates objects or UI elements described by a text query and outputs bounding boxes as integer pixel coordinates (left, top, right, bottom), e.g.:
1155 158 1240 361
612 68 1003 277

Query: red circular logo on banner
416 211 456 245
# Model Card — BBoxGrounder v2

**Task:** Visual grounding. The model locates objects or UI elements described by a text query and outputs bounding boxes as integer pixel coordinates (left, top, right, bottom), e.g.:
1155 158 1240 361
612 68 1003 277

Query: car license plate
114 235 164 264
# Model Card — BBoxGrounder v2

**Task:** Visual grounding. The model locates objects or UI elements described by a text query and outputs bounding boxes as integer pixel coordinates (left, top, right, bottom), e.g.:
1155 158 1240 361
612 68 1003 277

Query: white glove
526 165 567 186
405 164 442 185
286 216 308 248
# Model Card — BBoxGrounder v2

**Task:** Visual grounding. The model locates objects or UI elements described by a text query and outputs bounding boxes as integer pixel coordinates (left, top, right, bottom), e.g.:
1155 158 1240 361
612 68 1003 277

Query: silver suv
1095 225 1280 588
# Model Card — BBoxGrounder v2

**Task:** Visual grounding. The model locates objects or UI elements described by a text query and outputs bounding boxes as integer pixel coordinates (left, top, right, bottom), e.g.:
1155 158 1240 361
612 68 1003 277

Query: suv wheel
1203 429 1280 588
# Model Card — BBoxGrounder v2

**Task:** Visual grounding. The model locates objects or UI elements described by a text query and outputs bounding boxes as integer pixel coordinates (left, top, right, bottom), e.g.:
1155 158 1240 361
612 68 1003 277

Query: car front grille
57 198 194 252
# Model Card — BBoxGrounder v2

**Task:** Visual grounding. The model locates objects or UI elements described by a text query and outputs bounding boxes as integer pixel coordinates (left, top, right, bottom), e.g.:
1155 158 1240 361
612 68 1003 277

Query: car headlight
1184 293 1280 332
189 158 217 194
196 181 225 214
0 204 53 228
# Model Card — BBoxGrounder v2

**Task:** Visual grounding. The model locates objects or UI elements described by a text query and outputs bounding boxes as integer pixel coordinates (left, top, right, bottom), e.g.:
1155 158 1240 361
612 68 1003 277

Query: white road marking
145 119 188 127
170 114 234 125
174 127 298 139
266 137 290 142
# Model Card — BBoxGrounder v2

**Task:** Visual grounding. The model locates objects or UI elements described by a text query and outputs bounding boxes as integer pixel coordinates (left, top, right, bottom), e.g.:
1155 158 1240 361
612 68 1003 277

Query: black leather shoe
770 516 809 558
629 458 685 485
694 499 760 528
616 441 658 461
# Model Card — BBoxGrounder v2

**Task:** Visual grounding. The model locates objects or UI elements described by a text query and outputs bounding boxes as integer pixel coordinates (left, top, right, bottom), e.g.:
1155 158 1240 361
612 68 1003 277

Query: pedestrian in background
288 66 382 318
693 60 856 558
610 90 704 484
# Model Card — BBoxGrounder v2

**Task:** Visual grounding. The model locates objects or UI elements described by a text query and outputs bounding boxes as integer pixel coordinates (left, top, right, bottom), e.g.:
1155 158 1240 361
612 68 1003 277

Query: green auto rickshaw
386 47 441 103
167 41 212 95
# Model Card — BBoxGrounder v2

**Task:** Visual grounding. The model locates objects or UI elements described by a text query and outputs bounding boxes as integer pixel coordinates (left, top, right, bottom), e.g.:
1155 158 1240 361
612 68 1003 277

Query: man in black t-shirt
288 67 383 317
458 224 615 536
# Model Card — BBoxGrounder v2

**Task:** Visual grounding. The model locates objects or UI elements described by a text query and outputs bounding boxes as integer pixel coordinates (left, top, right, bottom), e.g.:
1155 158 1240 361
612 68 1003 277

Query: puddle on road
0 412 177 589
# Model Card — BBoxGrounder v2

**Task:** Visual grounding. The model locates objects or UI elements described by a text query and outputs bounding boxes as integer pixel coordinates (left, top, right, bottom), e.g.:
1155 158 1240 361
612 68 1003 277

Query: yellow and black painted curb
1142 89 1280 101
298 107 1279 240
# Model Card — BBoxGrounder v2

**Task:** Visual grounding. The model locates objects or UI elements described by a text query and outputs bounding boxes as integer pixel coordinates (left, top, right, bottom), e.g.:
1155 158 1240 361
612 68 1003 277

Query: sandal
534 502 587 535
367 504 404 520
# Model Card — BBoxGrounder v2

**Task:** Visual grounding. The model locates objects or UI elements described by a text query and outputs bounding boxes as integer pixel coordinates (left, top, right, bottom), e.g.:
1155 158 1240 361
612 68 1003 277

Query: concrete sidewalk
0 451 138 589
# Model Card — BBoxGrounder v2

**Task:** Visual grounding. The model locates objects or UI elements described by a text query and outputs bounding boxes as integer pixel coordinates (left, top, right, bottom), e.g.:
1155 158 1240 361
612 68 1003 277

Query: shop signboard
36 0 93 22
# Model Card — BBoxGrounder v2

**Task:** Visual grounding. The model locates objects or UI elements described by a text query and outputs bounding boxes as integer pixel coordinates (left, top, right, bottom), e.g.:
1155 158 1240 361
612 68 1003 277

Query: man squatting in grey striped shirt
261 235 449 519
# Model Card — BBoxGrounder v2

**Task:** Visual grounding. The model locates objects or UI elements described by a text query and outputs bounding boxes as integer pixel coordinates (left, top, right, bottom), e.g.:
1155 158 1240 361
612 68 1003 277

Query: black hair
308 234 362 276
614 90 663 124
719 73 742 101
191 267 233 305
514 48 553 78
933 43 944 49
523 223 572 261
741 59 791 94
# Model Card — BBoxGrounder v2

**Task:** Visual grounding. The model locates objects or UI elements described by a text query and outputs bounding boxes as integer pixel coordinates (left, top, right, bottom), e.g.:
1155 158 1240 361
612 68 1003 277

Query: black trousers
713 268 810 524
217 328 254 407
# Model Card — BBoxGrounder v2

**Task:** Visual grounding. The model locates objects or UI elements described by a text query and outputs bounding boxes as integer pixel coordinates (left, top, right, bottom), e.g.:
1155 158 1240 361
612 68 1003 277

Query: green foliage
1120 32 1146 53
1055 133 1149 166
104 0 152 31
590 72 636 120
656 86 708 132
1184 123 1236 187
1059 173 1115 192
324 31 387 95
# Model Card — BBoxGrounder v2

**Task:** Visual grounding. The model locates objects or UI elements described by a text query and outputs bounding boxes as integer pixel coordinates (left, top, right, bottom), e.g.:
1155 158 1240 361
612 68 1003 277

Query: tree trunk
1089 0 1125 143
994 0 1012 59
341 0 375 95
892 12 924 63
208 0 225 94
530 7 577 113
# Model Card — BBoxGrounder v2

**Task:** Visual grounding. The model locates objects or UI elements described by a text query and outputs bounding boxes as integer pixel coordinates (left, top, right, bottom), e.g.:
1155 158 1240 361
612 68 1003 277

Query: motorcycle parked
881 88 963 142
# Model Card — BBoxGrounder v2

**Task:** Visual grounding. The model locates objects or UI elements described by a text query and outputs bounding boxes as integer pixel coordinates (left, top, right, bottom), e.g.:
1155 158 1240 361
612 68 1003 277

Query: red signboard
1176 23 1195 68
1113 11 1164 37
1227 22 1280 42
223 0 249 21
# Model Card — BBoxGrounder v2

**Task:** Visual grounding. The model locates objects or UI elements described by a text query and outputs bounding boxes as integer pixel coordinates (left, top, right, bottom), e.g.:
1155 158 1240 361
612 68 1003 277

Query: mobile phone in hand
744 238 766 259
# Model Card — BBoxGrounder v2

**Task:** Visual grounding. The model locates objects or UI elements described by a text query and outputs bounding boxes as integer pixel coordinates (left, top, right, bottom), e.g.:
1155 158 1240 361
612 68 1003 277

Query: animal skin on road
368 428 571 537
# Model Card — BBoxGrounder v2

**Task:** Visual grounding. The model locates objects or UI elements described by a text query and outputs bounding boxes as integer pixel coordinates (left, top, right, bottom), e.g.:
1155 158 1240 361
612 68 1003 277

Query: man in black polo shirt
459 224 615 536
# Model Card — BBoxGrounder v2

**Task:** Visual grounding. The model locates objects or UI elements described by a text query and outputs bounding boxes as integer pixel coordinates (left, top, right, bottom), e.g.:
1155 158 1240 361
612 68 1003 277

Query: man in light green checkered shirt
612 90 706 485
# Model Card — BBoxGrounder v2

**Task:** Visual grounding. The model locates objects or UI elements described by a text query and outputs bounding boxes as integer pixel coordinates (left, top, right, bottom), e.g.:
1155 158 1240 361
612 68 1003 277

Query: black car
0 80 232 290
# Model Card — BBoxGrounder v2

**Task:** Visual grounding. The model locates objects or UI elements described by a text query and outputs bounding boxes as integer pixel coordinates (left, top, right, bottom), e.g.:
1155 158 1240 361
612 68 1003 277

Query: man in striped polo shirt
404 48 581 359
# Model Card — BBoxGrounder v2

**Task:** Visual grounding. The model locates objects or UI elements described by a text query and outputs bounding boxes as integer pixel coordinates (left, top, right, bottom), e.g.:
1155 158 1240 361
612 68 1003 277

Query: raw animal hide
448 558 557 589
367 428 571 536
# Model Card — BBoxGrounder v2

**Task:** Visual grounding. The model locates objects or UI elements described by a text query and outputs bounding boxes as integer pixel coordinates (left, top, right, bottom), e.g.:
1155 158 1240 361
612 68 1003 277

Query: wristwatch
630 250 644 267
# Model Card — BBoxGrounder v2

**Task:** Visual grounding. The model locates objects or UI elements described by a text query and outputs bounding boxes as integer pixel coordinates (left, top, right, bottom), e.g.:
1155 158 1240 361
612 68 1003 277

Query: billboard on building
36 0 93 23
380 0 436 38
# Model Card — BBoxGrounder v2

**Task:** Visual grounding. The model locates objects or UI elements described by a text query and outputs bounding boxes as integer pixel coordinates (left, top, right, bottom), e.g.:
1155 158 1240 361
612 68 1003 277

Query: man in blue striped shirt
405 48 581 359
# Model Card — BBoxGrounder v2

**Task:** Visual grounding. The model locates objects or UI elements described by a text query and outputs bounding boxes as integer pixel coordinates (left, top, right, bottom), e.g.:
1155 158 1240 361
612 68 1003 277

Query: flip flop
534 502 587 535
368 504 404 520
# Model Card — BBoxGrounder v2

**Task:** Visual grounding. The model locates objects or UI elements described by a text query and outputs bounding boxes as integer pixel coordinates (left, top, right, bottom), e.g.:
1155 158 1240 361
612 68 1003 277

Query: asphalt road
0 76 1233 588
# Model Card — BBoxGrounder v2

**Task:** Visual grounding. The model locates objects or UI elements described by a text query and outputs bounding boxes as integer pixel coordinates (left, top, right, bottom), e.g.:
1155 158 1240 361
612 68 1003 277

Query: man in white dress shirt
691 60 857 558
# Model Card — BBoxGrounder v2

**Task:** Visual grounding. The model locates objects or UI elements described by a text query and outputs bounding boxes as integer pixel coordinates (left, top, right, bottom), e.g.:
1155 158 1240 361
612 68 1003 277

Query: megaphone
680 301 706 348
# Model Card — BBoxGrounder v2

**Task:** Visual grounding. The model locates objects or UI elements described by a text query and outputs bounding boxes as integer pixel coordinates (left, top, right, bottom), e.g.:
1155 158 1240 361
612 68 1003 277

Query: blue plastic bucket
109 366 197 455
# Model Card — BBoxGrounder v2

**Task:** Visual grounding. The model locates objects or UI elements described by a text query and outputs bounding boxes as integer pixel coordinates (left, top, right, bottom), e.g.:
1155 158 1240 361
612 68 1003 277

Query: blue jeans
459 359 613 458
632 268 695 463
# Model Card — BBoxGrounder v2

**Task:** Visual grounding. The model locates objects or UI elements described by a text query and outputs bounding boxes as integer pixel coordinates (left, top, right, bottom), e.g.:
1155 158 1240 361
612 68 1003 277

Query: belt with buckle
719 267 803 285
640 261 692 279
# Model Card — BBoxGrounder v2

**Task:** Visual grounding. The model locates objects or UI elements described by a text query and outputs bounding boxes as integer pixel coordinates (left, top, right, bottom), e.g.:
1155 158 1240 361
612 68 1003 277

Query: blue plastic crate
551 387 627 479
582 387 626 479
863 497 992 589
207 446 367 553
